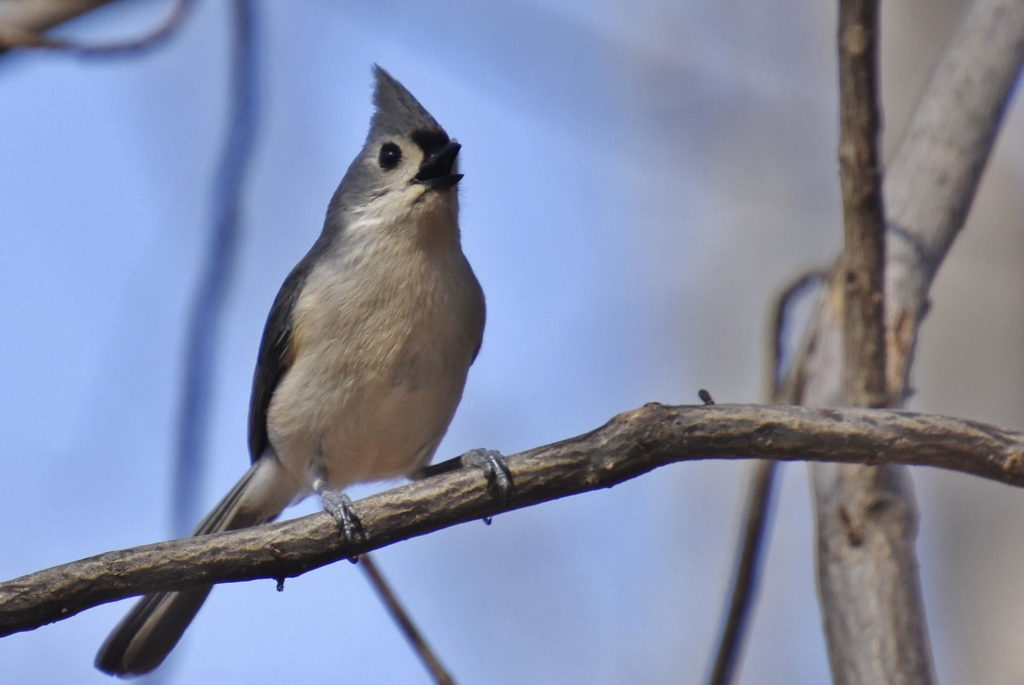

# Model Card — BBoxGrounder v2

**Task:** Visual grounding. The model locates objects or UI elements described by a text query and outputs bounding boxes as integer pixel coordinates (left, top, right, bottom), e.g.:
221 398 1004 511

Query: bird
96 65 486 676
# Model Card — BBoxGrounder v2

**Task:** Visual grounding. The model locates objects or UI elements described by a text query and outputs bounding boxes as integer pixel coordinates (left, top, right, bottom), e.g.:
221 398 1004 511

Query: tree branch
0 0 118 51
358 554 455 685
785 0 1024 410
2 403 1023 639
0 0 194 54
173 0 255 535
819 2 938 684
0 0 118 33
838 0 887 410
883 0 1024 398
781 1 1024 681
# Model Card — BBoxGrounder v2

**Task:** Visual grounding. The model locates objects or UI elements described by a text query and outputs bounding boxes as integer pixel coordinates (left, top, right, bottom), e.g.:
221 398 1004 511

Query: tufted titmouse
96 66 485 676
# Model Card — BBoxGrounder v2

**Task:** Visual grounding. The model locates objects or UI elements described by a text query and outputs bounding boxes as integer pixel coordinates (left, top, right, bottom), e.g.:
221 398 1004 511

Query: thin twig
769 270 827 395
705 459 777 685
704 268 825 685
0 0 195 55
359 555 455 685
3 402 1024 637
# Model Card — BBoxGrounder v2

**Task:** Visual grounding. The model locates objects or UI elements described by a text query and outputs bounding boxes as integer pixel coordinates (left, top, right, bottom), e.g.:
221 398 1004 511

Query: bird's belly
265 347 466 491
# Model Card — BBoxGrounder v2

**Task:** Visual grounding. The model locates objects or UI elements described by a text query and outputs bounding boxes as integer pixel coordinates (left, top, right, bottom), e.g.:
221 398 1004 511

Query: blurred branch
704 270 825 685
705 459 778 685
768 269 827 394
173 0 256 535
0 0 116 31
883 0 1024 396
709 0 1024 677
3 402 1024 637
815 1 938 684
359 554 455 685
783 0 1024 408
0 0 194 54
779 0 1024 682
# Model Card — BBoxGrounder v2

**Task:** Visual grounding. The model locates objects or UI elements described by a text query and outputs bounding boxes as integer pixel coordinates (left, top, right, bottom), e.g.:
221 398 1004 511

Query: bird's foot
319 489 363 561
458 448 515 506
417 448 515 523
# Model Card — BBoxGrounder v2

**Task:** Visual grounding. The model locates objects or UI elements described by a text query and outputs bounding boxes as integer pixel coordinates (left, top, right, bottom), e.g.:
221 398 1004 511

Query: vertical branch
838 0 887 409
174 0 258 535
820 3 1024 674
714 0 1024 680
814 2 936 684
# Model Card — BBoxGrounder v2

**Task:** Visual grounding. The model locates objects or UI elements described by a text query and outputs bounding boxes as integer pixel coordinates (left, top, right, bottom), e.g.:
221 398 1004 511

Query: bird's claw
460 448 515 506
320 490 364 560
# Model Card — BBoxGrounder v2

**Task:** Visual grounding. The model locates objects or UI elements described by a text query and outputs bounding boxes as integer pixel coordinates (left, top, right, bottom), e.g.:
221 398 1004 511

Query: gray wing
247 240 327 461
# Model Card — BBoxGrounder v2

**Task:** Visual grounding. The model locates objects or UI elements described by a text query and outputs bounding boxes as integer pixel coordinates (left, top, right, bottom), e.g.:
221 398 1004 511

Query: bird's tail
95 455 301 676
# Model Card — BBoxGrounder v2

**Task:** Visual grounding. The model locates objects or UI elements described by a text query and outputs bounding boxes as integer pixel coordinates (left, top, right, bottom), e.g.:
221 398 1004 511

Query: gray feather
247 234 330 461
369 65 442 139
95 457 298 675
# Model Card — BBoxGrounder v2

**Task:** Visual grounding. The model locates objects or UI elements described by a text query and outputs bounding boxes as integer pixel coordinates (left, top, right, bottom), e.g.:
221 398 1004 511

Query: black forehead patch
411 129 450 155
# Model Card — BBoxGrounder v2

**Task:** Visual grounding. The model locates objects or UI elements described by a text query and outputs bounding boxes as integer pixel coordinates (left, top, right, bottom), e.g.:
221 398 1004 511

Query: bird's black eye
378 142 402 170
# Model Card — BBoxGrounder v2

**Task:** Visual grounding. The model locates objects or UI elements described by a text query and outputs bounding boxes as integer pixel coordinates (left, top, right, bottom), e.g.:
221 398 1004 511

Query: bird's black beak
414 141 462 190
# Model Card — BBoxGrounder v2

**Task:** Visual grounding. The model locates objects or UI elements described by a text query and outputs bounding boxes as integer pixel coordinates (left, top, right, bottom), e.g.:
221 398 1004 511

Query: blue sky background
1 1 1023 683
